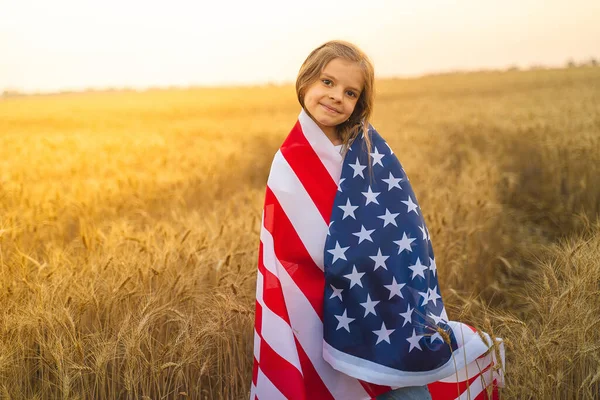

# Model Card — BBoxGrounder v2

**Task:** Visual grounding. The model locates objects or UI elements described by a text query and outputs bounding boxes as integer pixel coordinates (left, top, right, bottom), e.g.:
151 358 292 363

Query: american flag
250 109 504 400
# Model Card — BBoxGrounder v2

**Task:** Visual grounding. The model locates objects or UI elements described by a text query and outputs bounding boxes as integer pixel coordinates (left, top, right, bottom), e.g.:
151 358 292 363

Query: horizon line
2 59 598 98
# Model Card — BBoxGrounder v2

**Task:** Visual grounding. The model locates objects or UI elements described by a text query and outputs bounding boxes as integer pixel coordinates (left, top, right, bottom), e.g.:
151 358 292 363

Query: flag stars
338 198 358 220
349 158 366 178
418 224 429 241
428 311 446 326
393 232 416 254
408 257 428 280
377 208 399 227
384 277 405 299
335 309 355 332
369 248 389 271
370 147 385 167
343 266 365 289
401 196 419 215
406 329 424 352
418 286 442 306
427 286 442 307
329 284 343 301
382 172 403 191
360 294 380 317
372 322 395 345
327 241 349 263
399 304 413 327
418 289 430 306
337 178 346 192
362 186 381 205
352 225 375 244
429 257 437 277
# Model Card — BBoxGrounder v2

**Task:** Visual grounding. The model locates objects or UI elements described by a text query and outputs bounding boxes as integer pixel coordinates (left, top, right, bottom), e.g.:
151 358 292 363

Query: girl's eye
322 79 332 86
346 91 357 98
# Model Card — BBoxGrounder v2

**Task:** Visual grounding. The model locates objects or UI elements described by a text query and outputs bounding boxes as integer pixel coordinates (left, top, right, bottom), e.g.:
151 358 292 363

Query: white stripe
267 150 329 269
253 329 261 363
260 224 370 400
298 109 343 182
323 334 489 387
437 353 493 383
322 320 491 386
255 369 287 400
256 242 303 374
456 366 495 400
249 383 256 400
259 296 303 374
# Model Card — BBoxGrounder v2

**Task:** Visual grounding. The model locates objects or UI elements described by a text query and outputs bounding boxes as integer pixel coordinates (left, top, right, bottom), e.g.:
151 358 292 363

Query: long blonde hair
296 40 375 156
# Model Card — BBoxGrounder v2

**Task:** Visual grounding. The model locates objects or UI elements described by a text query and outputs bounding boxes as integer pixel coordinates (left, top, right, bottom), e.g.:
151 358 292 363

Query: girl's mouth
320 103 340 114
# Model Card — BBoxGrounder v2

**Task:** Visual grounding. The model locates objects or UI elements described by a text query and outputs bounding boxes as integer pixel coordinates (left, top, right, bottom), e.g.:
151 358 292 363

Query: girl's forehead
322 58 364 92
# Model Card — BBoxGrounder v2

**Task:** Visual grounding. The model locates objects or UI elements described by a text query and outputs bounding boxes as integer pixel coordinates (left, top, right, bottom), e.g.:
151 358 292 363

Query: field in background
1 67 599 399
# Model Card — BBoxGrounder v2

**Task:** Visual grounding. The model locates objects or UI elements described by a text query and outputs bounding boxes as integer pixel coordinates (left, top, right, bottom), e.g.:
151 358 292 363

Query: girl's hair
296 40 375 156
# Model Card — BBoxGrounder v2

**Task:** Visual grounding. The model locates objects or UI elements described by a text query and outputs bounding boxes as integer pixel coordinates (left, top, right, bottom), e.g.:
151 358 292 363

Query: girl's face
303 58 364 142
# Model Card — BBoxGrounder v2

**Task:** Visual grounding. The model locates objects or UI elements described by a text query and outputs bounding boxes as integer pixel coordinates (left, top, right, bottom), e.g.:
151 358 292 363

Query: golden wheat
0 66 599 399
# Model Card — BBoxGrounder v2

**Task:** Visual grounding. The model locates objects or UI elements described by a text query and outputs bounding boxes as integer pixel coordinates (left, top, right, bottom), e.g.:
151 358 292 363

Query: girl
250 40 502 400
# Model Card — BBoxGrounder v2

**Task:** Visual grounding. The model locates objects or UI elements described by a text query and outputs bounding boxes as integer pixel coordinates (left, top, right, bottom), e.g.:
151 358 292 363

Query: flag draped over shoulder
250 109 505 400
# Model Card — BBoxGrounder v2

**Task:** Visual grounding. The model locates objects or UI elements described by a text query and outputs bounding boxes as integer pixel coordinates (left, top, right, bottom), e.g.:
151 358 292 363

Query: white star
393 232 416 254
369 248 389 271
352 225 375 244
360 294 380 317
384 277 405 299
337 178 346 192
385 142 394 155
406 329 423 352
327 241 349 263
427 286 442 306
372 322 395 345
418 289 430 306
329 284 343 301
408 257 428 280
382 172 403 191
430 332 444 343
370 147 385 167
327 221 334 236
343 266 365 288
335 309 355 332
418 224 429 241
401 196 419 215
361 186 380 205
338 198 358 220
399 304 413 327
428 311 446 326
429 257 437 277
377 208 399 227
349 158 366 178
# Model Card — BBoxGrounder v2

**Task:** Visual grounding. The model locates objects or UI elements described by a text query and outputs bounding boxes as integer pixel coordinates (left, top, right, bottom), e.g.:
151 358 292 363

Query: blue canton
324 126 458 372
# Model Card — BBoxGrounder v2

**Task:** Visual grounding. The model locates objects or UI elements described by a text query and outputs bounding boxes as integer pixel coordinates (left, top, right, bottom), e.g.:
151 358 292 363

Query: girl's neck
320 125 342 146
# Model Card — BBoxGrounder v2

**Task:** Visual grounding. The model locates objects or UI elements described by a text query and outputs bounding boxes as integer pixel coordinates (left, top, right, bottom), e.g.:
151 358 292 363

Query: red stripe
259 336 306 400
252 356 259 386
280 120 338 223
294 336 335 400
260 245 291 325
263 187 325 320
255 299 263 337
260 228 335 398
358 380 392 398
427 364 493 400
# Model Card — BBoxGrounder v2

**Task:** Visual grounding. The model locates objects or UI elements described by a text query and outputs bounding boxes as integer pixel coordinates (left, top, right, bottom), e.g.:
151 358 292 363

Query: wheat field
0 66 599 399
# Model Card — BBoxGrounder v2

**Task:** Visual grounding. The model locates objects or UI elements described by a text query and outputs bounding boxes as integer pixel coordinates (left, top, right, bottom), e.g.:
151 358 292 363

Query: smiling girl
249 40 501 400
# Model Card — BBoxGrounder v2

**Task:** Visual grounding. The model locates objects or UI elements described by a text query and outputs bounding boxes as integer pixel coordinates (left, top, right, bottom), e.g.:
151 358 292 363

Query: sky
1 0 599 93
